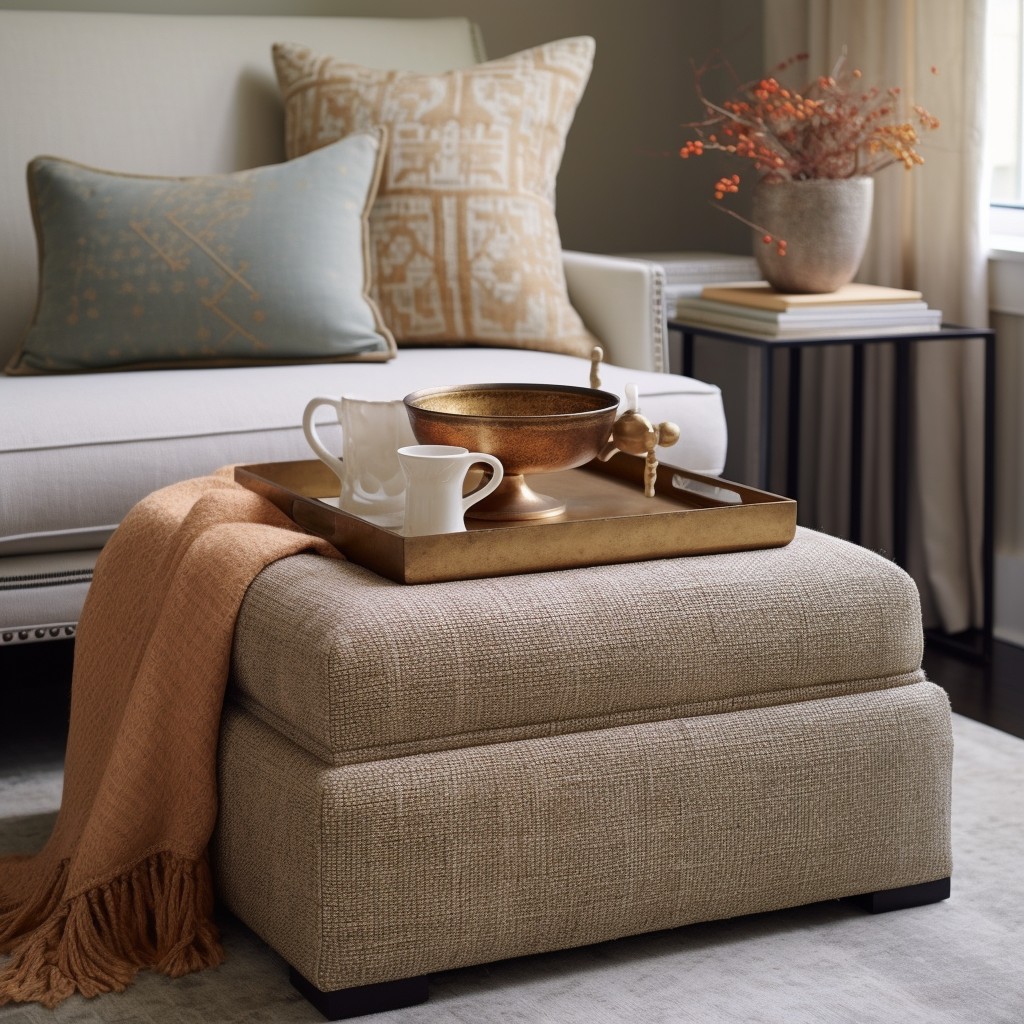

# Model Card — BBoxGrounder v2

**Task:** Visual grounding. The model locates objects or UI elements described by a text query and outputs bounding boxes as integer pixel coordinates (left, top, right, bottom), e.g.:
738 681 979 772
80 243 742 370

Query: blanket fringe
0 857 69 952
0 851 223 1008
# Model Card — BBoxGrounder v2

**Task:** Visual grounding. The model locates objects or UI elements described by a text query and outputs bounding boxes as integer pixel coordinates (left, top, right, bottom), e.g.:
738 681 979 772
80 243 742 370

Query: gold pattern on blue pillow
6 129 395 374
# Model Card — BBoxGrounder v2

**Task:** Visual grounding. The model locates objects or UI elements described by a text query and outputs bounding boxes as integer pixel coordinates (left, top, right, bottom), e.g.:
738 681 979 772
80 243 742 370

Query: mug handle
462 454 504 514
302 396 345 478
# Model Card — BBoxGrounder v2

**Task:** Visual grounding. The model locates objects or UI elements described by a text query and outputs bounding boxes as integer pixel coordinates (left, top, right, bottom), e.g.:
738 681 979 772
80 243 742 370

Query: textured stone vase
752 177 874 293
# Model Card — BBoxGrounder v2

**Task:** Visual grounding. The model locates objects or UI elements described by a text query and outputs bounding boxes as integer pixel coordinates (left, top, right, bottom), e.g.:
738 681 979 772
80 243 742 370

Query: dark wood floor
922 637 1024 740
0 640 74 769
2 634 1023 755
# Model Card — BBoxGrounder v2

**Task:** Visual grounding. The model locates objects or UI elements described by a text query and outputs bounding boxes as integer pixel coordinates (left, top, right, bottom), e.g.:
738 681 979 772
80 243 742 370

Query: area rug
0 712 1021 1023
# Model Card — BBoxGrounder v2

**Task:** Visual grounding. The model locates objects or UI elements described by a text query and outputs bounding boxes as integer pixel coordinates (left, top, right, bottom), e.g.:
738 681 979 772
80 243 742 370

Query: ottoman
212 527 953 1020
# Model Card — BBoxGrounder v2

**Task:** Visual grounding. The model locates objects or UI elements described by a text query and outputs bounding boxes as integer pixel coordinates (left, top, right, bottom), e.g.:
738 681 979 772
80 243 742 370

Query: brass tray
235 456 796 584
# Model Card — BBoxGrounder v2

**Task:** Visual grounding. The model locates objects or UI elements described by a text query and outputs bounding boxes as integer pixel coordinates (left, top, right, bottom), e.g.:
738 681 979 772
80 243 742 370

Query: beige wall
2 0 763 256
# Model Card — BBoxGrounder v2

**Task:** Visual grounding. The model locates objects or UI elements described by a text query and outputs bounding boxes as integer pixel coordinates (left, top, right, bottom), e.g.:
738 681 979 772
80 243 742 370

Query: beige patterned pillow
273 37 599 358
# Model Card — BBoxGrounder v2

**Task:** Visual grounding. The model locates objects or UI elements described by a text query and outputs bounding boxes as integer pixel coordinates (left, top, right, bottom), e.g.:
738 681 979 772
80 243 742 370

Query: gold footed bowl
404 383 621 520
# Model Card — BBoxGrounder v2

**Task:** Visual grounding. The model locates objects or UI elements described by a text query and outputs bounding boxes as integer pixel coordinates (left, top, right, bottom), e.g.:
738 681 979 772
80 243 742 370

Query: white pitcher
302 394 416 527
398 445 504 536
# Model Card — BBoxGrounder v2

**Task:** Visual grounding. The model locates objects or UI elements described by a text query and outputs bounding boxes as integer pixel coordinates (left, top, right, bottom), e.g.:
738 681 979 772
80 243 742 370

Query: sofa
0 10 728 647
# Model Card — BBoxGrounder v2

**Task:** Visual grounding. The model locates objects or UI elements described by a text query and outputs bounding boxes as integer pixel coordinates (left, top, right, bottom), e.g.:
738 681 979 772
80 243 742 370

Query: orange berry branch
679 51 940 254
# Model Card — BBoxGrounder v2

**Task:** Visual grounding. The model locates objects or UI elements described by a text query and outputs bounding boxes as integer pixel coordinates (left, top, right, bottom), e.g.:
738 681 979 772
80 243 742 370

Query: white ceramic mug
302 394 417 527
398 445 504 536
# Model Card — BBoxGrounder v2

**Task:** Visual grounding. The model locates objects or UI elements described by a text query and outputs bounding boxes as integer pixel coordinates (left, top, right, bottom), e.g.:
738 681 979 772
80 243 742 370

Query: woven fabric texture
272 38 599 357
213 680 953 991
231 527 925 763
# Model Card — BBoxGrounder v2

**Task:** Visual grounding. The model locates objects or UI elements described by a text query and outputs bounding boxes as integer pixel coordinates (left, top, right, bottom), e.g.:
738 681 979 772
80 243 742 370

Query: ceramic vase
752 176 874 293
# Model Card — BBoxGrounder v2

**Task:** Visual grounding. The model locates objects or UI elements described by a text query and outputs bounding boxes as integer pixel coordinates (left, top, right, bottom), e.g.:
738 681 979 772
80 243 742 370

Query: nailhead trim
1 623 76 645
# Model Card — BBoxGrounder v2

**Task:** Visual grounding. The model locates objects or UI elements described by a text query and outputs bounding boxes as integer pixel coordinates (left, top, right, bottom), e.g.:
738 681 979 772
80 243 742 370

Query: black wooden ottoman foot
289 967 429 1020
849 876 951 914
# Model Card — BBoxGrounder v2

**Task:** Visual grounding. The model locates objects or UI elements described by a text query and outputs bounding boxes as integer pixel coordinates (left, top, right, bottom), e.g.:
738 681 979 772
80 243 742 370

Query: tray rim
235 455 797 584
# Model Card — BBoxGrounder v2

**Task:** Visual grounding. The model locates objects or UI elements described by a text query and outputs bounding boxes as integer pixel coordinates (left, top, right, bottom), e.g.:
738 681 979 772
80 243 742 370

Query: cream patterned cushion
6 131 394 375
272 38 599 358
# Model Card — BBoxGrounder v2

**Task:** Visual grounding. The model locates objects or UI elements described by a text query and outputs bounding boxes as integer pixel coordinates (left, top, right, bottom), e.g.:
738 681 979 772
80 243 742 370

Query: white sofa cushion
0 350 726 560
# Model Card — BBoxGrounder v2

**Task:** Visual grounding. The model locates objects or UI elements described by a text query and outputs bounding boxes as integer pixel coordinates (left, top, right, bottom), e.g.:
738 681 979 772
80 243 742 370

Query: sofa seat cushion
229 527 926 765
0 349 725 558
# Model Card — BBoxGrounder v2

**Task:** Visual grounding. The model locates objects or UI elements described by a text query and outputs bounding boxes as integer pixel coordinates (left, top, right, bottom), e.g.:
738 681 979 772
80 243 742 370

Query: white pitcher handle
302 396 345 478
462 454 504 514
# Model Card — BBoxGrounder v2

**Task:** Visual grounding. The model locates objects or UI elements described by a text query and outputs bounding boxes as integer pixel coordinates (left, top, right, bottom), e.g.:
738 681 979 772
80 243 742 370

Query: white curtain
763 0 989 632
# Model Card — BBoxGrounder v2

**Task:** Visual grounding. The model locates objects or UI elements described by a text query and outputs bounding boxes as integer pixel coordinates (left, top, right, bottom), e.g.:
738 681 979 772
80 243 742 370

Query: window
989 0 1022 202
989 0 1024 240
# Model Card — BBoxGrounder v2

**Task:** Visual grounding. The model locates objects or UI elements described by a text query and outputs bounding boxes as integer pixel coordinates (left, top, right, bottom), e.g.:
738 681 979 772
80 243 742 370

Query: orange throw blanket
0 470 338 1007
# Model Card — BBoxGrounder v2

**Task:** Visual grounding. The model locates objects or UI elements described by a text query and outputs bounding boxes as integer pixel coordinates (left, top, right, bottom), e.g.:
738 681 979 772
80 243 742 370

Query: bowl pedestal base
465 474 566 521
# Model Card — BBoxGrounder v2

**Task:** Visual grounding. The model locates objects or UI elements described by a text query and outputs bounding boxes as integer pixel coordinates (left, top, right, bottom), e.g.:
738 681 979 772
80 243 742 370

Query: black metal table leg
682 330 695 379
893 340 911 569
786 347 802 501
983 331 996 661
759 345 774 490
850 343 865 545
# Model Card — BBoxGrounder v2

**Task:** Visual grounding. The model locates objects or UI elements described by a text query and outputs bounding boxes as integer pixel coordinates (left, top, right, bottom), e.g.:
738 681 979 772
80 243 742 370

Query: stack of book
619 251 761 312
674 282 943 338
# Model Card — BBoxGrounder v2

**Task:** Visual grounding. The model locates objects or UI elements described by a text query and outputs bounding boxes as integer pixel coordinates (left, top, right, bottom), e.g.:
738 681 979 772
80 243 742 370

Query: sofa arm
562 251 668 374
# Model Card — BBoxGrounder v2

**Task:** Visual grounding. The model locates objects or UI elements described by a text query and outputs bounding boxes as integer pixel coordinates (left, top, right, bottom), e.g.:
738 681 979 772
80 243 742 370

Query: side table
669 319 997 662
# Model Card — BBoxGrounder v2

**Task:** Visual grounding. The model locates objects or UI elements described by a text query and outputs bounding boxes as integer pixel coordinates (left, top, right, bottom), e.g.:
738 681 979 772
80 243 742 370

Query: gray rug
1 713 1022 1024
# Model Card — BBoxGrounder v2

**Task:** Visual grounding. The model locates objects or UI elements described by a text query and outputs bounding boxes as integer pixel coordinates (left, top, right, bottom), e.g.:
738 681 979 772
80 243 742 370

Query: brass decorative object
599 384 681 497
590 345 603 390
404 383 620 520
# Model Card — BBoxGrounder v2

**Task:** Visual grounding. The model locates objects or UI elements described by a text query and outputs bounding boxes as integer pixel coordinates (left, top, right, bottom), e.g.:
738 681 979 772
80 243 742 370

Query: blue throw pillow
6 129 395 374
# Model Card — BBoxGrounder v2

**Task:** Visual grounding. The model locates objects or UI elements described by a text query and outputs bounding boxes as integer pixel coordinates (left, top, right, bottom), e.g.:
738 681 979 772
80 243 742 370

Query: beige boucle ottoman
213 527 953 1020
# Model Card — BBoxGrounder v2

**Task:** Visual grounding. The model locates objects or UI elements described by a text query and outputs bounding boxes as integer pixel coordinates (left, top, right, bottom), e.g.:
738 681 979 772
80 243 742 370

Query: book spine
674 307 943 338
681 296 931 324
